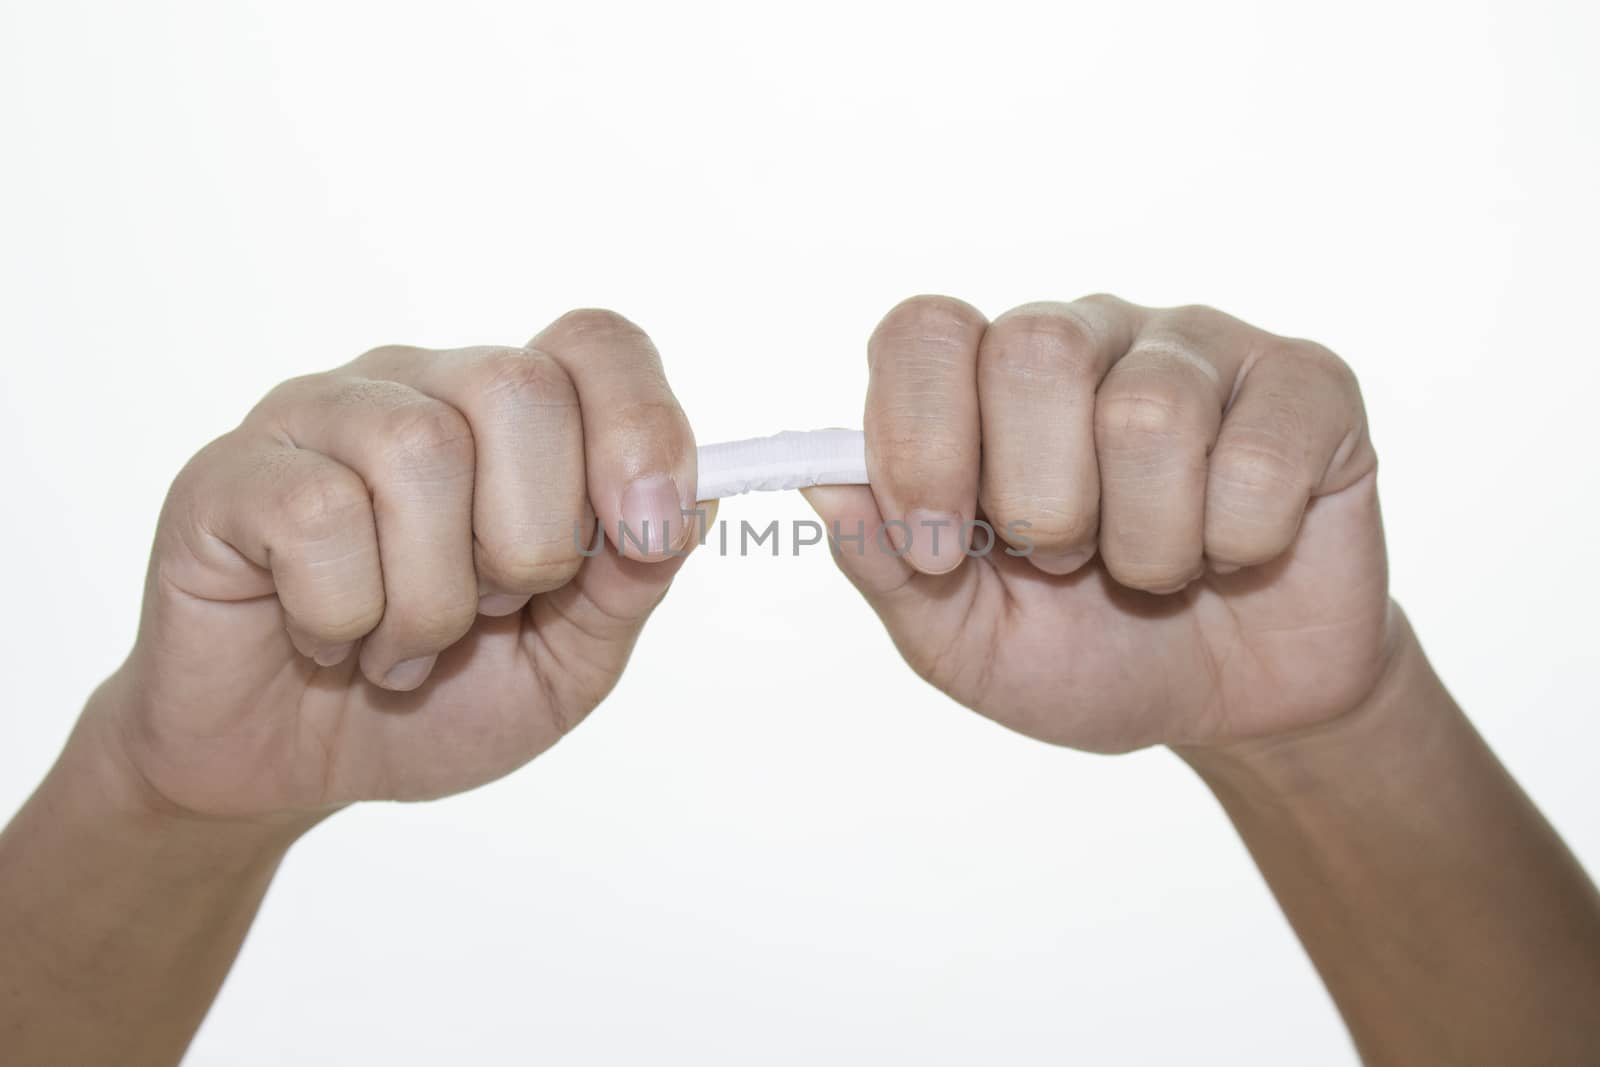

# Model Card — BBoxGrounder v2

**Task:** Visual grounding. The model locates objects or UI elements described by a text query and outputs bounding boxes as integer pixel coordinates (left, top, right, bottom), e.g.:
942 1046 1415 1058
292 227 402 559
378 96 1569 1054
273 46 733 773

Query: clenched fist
806 294 1393 753
95 310 702 818
9 295 1599 1067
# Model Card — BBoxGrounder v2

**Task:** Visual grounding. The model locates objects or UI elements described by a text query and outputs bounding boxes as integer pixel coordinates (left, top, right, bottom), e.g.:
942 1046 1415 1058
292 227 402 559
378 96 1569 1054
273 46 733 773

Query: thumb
800 484 918 602
802 482 992 639
530 500 718 680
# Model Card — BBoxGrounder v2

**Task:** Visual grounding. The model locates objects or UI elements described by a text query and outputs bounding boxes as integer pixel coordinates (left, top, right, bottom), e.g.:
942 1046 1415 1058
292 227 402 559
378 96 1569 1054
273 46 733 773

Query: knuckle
1162 303 1228 332
871 294 986 356
480 538 583 593
251 372 325 418
1103 550 1198 593
1095 385 1193 441
1146 306 1239 369
980 491 1096 550
466 348 577 414
1281 337 1361 393
309 373 412 413
547 307 649 346
1126 330 1221 387
279 468 369 539
983 304 1103 383
381 400 474 469
351 343 420 367
306 598 385 642
170 432 231 495
1210 442 1308 500
1205 523 1289 567
1074 291 1130 310
611 396 689 443
1279 336 1340 366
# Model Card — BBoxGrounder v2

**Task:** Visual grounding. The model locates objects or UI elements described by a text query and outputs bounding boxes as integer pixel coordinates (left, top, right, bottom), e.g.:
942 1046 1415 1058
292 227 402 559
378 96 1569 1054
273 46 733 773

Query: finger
527 499 717 712
529 310 696 562
352 345 588 615
800 484 918 604
175 433 385 666
1093 306 1252 593
1204 339 1373 571
864 294 987 576
800 483 979 649
255 375 479 690
977 299 1137 574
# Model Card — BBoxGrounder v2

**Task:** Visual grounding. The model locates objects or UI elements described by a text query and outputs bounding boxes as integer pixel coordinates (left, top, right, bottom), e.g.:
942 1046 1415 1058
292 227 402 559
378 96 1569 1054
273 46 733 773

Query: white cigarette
694 428 869 501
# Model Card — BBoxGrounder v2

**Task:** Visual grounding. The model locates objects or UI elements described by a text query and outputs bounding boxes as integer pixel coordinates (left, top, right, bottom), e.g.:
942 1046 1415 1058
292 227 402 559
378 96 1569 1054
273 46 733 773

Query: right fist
97 310 701 819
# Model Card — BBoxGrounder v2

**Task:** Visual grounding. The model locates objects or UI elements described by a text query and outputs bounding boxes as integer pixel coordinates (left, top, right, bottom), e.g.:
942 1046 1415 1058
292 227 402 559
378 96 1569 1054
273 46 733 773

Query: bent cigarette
694 428 869 501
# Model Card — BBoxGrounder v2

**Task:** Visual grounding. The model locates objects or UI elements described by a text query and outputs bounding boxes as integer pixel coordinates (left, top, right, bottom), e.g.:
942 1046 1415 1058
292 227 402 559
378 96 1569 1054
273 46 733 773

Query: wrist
1174 605 1450 807
0 679 317 1067
46 675 324 864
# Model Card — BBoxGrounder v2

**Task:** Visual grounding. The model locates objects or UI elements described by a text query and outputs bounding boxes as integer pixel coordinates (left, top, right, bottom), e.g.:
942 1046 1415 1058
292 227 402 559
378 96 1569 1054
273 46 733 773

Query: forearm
0 689 312 1066
1180 611 1600 1065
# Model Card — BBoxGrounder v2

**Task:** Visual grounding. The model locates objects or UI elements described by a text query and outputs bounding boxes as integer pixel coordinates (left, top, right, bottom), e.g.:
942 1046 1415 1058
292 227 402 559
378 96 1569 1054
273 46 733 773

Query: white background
2 1 1597 1063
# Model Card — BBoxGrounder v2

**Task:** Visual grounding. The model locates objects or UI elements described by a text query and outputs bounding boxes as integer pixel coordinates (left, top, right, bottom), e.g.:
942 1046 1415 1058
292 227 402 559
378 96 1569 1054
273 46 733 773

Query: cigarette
694 428 869 501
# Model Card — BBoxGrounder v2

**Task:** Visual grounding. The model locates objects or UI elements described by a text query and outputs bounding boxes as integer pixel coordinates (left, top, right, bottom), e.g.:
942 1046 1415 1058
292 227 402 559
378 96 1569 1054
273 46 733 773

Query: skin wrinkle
984 497 1089 542
965 574 1008 709
1209 443 1308 500
298 666 348 812
182 520 268 603
1191 605 1241 742
905 573 984 694
1124 337 1224 389
542 572 644 646
1096 391 1206 442
529 602 628 728
466 353 581 412
524 630 579 740
877 346 971 369
838 293 1399 744
875 431 971 467
472 531 578 581
1322 426 1367 490
9 295 1599 1065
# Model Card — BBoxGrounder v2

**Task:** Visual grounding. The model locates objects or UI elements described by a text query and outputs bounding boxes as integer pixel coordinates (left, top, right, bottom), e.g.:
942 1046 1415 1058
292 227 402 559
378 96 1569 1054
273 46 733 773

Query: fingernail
904 509 964 574
619 473 683 557
383 654 437 691
1210 560 1241 576
313 642 353 667
478 593 529 616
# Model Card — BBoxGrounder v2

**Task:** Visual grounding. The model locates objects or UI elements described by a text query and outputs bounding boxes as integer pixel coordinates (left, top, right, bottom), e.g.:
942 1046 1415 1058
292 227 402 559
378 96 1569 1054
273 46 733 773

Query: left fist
805 294 1394 753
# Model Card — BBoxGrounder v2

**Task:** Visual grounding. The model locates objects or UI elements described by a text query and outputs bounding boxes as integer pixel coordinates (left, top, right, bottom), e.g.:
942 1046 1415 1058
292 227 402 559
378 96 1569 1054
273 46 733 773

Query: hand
804 294 1394 753
96 310 701 818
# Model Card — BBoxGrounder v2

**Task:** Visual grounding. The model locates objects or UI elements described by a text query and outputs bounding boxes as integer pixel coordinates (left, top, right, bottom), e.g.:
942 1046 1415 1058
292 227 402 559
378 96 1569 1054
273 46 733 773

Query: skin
803 294 1388 753
3 295 1598 1065
0 309 710 1063
802 294 1600 1063
119 311 705 816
